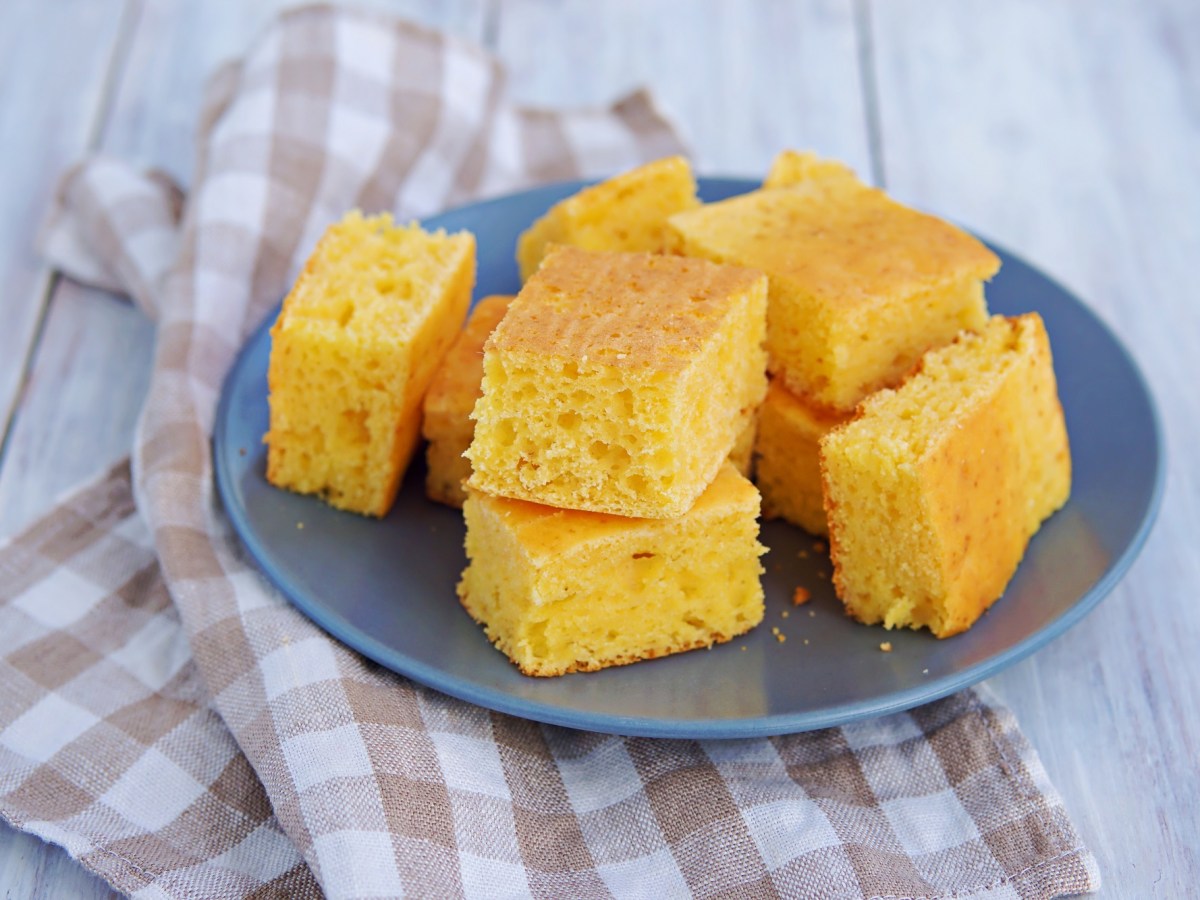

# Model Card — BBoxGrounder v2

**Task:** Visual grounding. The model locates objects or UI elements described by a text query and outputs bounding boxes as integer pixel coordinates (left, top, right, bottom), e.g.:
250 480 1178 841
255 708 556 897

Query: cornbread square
265 211 475 517
754 379 850 536
516 156 699 281
458 464 766 676
728 414 757 479
667 163 1000 412
820 314 1071 638
763 149 859 189
422 295 514 508
466 246 768 518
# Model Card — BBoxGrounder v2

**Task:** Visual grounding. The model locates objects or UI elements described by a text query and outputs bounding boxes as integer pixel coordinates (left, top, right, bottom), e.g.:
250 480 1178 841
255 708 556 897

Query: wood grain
0 0 131 477
492 0 874 177
870 0 1200 894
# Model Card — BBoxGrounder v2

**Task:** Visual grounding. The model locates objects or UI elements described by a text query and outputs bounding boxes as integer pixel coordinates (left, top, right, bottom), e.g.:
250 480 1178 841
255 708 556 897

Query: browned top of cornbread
553 155 697 222
423 295 513 418
490 246 766 373
668 181 1000 305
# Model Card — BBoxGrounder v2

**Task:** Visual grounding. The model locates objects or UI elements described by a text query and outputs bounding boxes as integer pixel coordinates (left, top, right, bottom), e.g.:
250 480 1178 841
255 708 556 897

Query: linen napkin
3 5 1100 898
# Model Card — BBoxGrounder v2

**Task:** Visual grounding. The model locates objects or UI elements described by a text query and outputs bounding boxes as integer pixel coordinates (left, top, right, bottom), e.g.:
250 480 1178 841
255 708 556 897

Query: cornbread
265 211 475 516
458 464 766 676
763 149 859 189
820 314 1071 638
729 415 757 478
422 295 514 508
516 156 700 281
466 246 768 518
667 160 1000 412
754 379 850 535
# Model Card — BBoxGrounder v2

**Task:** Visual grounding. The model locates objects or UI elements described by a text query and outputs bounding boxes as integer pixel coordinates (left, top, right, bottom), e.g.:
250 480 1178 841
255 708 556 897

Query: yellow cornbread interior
265 211 475 517
667 161 999 412
422 295 513 508
763 149 860 189
754 379 850 536
820 314 1071 638
466 246 768 518
728 414 757 478
458 464 766 676
516 156 700 281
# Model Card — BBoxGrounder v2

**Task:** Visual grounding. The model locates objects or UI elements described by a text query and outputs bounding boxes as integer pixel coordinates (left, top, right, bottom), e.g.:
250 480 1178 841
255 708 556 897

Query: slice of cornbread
729 414 757 479
516 156 700 281
466 246 768 518
754 379 851 536
422 295 514 508
762 149 859 189
820 314 1071 638
265 211 475 517
458 464 766 676
667 163 1000 412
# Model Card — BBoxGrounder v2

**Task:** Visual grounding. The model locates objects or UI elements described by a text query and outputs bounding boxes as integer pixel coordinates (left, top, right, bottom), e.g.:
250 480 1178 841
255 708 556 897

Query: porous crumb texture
516 155 700 281
728 414 758 478
667 161 1000 412
820 314 1071 638
467 246 768 518
265 211 475 516
457 465 766 676
754 378 850 536
422 295 514 508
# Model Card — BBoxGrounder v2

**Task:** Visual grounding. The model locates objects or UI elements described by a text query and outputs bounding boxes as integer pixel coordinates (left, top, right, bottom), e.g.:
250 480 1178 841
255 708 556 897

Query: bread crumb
741 645 747 651
771 626 780 636
812 539 827 553
792 586 812 606
879 641 893 653
922 668 929 674
775 632 787 643
296 522 304 530
803 638 810 645
798 549 809 559
781 610 790 619
808 610 816 618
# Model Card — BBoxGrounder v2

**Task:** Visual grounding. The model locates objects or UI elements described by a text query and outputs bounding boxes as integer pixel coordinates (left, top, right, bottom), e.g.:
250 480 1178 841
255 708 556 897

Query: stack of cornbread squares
264 150 1071 675
458 244 770 676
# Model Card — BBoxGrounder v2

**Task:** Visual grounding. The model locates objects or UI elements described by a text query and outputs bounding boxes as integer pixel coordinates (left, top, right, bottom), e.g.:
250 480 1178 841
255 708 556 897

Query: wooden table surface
2 1 1196 896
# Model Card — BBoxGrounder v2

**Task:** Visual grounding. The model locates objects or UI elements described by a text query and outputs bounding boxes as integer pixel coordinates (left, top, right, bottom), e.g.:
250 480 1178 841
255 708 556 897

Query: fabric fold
2 5 1099 898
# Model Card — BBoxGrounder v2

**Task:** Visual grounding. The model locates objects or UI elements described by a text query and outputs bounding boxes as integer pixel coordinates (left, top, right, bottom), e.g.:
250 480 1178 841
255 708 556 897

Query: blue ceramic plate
214 178 1164 738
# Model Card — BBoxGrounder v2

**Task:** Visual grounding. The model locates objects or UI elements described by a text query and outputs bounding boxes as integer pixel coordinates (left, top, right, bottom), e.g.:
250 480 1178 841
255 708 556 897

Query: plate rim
213 176 1166 739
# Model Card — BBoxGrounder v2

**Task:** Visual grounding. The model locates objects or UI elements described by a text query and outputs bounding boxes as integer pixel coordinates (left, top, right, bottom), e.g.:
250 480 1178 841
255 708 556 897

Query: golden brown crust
491 246 766 373
669 181 1000 306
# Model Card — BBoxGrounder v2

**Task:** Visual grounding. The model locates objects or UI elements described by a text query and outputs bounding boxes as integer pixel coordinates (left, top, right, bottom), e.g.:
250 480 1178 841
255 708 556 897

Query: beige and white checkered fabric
5 6 1100 898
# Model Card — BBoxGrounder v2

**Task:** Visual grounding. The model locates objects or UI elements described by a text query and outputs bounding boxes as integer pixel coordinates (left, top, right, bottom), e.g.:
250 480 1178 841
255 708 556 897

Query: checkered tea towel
4 5 1100 898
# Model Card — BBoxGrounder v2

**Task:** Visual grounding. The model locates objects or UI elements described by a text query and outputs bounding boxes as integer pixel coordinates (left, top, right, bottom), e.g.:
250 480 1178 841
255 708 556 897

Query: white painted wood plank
0 0 129 472
0 282 155 538
870 0 1200 894
492 0 874 178
0 829 119 900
